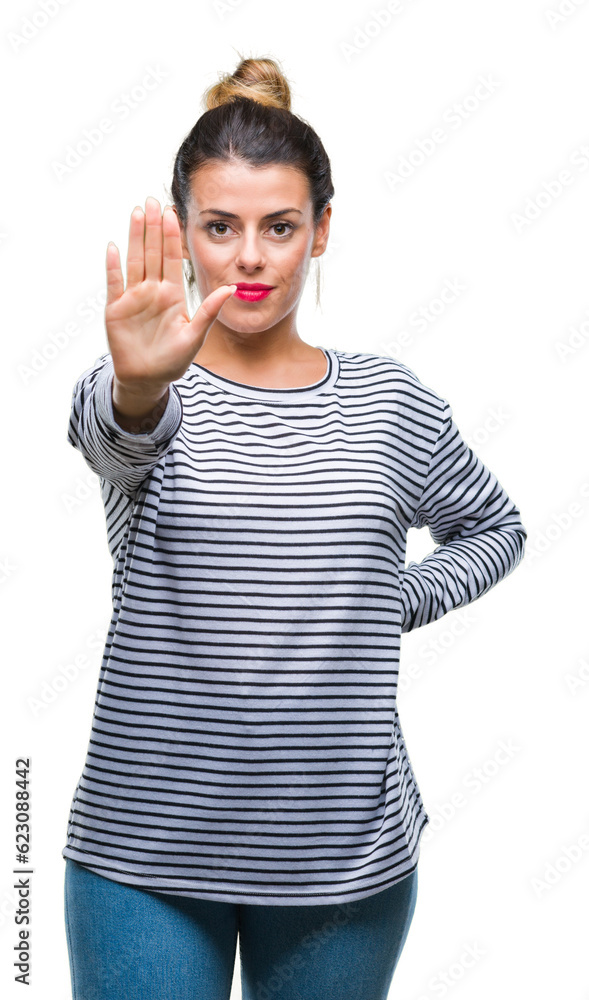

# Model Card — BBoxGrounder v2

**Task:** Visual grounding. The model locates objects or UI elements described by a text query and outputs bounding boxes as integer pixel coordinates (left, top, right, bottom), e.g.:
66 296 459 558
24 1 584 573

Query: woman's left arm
401 400 527 633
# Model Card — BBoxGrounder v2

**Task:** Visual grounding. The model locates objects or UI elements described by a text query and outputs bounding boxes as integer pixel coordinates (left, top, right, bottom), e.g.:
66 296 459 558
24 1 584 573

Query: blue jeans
64 858 418 1000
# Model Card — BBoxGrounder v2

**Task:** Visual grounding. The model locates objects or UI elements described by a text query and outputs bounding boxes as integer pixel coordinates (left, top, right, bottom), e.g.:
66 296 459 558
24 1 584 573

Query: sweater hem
61 813 428 907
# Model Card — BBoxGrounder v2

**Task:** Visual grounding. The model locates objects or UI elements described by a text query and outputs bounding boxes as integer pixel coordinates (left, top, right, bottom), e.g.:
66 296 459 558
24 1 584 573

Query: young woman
62 55 527 1000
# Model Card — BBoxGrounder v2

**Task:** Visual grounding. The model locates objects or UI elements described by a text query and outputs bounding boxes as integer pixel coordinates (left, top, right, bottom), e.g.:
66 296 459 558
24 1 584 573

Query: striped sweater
61 347 526 906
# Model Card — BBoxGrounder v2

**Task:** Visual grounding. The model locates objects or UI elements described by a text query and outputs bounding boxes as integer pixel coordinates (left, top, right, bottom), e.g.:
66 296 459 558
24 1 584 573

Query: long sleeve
400 400 526 633
67 353 184 498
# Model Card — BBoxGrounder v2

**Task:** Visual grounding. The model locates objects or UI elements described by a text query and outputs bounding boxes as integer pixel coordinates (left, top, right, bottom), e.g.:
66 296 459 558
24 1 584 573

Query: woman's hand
105 196 235 396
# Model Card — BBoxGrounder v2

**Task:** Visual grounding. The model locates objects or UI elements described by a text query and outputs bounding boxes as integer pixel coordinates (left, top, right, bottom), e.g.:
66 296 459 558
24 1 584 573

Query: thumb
187 284 237 354
194 283 237 328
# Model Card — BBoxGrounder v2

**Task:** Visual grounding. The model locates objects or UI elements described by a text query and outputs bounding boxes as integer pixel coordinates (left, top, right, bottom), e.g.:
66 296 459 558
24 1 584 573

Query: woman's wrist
111 378 170 434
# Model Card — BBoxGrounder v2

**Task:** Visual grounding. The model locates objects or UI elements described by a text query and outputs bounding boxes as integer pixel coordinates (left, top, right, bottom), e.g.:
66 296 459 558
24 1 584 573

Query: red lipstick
233 282 274 302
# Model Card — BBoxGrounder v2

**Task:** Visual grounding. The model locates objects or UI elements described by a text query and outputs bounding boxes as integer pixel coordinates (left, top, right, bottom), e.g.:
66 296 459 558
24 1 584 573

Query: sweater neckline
189 348 339 400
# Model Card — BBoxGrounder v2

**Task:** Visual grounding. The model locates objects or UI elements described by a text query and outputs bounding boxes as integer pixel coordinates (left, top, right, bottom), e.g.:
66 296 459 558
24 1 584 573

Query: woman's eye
206 221 231 236
205 221 294 238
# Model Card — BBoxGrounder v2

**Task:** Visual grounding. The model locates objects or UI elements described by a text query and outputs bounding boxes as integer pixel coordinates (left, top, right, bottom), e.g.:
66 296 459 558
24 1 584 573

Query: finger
126 207 145 288
106 242 124 304
144 196 163 282
192 284 237 334
162 206 184 287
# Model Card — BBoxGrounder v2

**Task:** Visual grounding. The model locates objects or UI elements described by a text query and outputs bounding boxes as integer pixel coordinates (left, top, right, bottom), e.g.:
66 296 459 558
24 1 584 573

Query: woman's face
177 159 331 335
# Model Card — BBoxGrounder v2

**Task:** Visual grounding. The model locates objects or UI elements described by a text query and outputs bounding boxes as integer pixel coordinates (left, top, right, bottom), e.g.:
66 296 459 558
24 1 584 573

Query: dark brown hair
168 55 334 307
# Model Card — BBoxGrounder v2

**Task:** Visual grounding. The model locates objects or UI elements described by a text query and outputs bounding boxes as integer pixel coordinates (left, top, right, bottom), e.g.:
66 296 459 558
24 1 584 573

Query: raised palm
105 196 235 392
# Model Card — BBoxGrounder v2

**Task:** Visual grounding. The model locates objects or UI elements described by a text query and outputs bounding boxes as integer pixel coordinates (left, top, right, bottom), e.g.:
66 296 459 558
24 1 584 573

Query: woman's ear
311 203 332 259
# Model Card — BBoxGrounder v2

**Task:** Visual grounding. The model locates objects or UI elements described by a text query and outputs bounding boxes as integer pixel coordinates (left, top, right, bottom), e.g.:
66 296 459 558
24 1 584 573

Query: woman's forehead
188 160 311 207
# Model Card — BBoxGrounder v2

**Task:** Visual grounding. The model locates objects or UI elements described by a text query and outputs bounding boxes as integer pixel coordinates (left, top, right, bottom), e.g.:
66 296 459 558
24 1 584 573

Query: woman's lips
233 286 274 302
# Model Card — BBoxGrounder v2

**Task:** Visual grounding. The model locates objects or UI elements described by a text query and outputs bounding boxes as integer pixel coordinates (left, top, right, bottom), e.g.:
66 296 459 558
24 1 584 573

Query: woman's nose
234 232 265 269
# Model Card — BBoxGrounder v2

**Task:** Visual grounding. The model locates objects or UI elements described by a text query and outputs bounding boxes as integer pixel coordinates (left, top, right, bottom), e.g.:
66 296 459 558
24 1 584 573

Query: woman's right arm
66 197 236 497
66 353 184 498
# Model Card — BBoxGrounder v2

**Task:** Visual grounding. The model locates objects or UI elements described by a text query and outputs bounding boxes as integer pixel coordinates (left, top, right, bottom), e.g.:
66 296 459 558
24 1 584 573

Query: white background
2 0 588 997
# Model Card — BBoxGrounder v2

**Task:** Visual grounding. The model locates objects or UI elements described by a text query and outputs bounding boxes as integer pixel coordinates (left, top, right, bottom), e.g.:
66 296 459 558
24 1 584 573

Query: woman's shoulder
330 348 447 413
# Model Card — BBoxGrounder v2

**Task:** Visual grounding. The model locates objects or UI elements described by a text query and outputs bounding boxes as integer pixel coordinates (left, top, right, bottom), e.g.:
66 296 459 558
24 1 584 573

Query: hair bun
204 56 291 112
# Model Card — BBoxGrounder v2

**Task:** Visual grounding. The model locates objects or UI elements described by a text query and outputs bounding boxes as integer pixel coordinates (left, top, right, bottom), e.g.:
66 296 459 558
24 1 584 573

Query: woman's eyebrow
199 208 303 220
